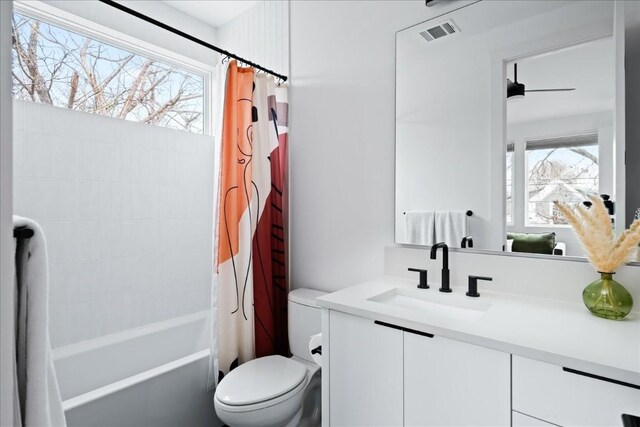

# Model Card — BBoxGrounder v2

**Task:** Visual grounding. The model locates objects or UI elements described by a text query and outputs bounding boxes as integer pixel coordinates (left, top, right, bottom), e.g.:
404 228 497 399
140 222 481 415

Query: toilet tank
288 288 327 362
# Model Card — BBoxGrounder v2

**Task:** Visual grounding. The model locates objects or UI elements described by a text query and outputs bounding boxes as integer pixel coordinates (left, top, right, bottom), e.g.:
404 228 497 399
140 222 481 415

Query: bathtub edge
63 349 211 412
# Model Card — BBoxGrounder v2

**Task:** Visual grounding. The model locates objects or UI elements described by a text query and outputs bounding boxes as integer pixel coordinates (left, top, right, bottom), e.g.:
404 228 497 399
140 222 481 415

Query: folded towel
13 215 67 427
405 211 435 245
435 211 468 248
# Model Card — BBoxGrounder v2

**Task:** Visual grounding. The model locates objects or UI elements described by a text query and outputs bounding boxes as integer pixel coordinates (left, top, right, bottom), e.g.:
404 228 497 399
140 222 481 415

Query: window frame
523 132 599 228
505 142 515 227
13 0 214 135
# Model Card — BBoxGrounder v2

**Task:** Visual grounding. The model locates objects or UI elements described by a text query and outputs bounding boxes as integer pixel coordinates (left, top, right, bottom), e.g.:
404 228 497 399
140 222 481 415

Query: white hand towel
405 211 435 245
13 215 67 427
435 210 468 248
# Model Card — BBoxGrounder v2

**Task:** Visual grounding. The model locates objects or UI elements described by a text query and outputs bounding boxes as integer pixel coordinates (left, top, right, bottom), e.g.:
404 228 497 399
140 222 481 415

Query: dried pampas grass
554 195 640 272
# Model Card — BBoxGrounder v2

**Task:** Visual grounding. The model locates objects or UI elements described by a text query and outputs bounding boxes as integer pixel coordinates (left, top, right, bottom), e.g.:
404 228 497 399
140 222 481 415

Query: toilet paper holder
311 345 322 356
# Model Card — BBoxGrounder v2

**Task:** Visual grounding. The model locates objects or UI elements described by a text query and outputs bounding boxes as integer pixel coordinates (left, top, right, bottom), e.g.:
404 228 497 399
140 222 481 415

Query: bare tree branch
118 59 152 118
25 21 53 103
99 54 134 89
142 89 183 124
67 72 79 108
11 14 203 132
568 147 598 165
79 39 106 113
12 71 34 100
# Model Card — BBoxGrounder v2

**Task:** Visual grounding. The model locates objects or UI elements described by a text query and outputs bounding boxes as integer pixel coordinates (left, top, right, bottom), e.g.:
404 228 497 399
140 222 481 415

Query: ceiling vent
419 19 460 42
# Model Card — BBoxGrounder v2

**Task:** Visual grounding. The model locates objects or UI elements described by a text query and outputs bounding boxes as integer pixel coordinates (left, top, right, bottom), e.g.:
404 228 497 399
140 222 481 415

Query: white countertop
317 276 640 385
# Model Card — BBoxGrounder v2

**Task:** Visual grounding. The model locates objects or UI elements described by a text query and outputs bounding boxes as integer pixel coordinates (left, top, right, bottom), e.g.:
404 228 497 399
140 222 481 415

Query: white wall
288 0 640 295
289 1 473 292
13 101 214 348
0 1 14 425
217 1 289 77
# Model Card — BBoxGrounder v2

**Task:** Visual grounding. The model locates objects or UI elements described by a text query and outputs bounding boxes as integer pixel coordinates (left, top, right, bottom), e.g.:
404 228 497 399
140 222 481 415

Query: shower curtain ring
222 55 230 64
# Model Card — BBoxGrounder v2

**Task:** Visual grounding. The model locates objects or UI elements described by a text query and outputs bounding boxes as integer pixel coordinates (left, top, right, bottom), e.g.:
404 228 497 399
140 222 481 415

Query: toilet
214 288 326 427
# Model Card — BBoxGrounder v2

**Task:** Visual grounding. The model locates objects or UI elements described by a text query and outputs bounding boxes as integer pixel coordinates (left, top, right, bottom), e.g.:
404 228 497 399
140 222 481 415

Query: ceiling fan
507 63 576 99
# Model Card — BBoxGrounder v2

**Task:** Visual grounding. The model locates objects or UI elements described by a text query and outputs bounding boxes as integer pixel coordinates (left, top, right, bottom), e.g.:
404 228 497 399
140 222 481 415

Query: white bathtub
53 311 222 427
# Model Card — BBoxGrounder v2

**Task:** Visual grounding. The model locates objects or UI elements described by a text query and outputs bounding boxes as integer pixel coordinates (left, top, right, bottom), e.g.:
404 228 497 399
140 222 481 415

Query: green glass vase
582 272 633 320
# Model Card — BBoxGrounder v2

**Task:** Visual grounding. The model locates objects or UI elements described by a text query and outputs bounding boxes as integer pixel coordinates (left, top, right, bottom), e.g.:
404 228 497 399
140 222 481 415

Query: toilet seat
214 355 308 411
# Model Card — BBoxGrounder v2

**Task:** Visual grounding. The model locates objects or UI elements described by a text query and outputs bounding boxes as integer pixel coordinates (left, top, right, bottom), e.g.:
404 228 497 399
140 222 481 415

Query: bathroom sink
367 287 491 322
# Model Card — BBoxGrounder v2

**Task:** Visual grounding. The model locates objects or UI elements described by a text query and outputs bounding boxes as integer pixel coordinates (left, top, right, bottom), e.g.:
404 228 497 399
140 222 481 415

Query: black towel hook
13 227 34 239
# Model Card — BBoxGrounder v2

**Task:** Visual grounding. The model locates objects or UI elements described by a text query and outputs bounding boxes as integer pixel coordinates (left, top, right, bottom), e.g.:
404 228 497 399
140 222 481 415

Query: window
505 143 514 225
11 12 205 133
525 133 599 225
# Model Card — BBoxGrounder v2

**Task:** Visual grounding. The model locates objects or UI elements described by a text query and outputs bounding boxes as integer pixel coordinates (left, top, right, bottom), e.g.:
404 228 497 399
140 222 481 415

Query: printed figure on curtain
213 60 290 384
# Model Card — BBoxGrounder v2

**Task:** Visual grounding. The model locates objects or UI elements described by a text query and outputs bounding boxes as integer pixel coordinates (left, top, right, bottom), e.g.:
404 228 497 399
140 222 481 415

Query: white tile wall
217 1 289 77
13 100 214 348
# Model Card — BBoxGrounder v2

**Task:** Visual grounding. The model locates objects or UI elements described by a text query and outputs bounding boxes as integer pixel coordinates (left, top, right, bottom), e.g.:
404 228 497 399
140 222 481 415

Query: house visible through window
11 12 205 133
525 133 599 225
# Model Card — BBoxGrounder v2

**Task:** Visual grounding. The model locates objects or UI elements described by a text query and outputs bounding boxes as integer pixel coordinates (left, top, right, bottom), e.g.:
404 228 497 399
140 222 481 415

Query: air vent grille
442 22 456 34
427 26 447 39
419 19 459 43
419 30 434 42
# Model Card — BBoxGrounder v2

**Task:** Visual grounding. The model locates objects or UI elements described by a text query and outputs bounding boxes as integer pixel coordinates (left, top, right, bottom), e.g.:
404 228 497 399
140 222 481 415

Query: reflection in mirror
505 38 614 257
395 0 638 262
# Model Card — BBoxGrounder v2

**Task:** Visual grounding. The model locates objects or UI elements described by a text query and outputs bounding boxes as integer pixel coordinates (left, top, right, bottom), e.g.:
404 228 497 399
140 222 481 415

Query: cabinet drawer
328 312 403 426
513 356 640 426
405 333 510 426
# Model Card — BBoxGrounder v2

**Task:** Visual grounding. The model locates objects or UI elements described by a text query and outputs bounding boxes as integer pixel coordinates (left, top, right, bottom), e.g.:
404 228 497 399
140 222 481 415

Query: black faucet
430 242 451 293
408 268 429 289
466 275 493 297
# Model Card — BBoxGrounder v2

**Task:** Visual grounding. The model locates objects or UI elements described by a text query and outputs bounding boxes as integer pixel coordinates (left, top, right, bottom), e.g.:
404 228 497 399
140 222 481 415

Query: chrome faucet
430 242 451 293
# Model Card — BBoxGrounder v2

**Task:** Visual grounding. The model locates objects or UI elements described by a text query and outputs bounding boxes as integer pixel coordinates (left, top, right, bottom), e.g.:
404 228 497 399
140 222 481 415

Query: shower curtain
211 60 289 386
252 75 289 359
214 61 256 383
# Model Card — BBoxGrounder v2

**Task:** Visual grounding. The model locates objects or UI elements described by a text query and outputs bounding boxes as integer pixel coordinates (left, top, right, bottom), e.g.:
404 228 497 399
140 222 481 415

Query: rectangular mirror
395 0 638 262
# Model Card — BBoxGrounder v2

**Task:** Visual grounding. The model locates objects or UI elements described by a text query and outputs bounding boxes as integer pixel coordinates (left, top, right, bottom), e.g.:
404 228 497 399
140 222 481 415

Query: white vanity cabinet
327 310 510 426
404 331 511 426
328 311 404 426
320 277 640 427
512 356 640 426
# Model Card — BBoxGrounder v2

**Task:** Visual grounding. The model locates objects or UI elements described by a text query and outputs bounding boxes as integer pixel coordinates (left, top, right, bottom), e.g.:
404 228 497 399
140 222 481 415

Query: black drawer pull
374 320 434 338
562 367 640 390
374 320 404 331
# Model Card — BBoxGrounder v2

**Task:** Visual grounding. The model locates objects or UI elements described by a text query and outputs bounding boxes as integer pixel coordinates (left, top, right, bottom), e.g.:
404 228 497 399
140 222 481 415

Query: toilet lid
216 355 307 406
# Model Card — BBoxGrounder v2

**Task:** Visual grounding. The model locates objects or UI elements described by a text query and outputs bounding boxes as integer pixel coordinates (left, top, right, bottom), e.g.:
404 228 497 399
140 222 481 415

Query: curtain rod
98 0 288 82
